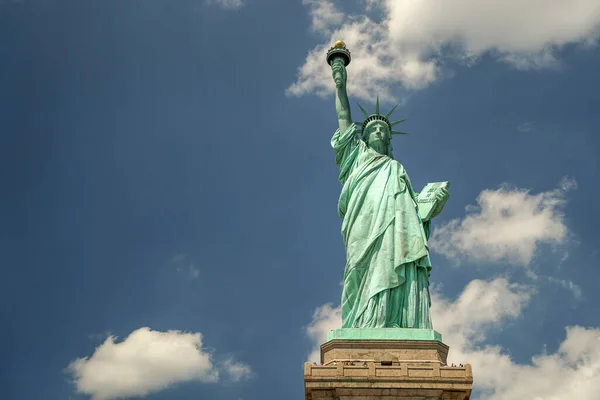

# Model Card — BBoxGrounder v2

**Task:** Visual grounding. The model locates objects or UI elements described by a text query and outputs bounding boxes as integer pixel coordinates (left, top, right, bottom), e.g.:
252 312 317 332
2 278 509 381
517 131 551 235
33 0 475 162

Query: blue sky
1 0 600 399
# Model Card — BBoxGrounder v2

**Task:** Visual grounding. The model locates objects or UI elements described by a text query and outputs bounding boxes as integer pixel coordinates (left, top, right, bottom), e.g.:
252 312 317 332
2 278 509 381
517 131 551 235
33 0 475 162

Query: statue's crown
356 96 408 137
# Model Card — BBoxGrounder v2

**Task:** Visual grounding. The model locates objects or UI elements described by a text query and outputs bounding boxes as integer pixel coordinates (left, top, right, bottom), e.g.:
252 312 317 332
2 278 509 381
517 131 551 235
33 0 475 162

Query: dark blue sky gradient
1 1 599 399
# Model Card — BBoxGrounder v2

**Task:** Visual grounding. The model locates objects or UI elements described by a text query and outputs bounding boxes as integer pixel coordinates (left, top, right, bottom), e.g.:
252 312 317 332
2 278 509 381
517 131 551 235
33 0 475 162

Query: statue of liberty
328 41 449 330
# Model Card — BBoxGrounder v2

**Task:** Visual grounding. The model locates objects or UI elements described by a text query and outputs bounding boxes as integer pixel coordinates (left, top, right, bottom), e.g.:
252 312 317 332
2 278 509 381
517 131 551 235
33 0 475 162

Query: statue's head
357 96 408 157
364 120 391 155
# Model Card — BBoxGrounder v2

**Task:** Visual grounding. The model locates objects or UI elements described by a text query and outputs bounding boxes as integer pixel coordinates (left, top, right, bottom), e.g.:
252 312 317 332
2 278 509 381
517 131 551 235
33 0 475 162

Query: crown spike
390 119 406 126
375 96 380 115
385 104 399 119
356 103 370 118
391 130 409 135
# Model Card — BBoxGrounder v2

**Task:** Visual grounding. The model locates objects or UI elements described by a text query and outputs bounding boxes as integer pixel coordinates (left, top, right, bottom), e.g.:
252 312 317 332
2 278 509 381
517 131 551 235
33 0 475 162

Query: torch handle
327 44 350 87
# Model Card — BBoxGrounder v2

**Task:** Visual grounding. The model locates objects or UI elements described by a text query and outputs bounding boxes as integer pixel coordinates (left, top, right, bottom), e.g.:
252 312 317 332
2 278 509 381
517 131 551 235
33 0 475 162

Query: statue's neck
369 143 388 156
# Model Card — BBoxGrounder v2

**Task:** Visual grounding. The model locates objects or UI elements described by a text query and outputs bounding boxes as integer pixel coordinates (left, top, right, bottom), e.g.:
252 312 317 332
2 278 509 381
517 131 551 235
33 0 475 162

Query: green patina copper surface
328 42 450 330
327 328 443 342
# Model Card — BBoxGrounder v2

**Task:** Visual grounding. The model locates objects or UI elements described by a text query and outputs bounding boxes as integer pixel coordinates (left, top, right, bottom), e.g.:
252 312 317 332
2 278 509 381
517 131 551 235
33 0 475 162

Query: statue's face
365 121 391 153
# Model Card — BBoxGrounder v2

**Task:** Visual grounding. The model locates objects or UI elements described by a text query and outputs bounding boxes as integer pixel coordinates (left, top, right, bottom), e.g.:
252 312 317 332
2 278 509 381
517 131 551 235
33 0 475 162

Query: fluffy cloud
68 327 251 400
430 178 576 266
303 0 344 35
288 0 600 100
306 278 600 399
431 279 600 400
431 279 534 349
305 303 341 362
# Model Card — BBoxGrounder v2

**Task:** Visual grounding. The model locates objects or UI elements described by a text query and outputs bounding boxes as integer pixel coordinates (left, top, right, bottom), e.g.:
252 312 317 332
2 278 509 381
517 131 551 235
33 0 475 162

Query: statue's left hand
431 188 450 219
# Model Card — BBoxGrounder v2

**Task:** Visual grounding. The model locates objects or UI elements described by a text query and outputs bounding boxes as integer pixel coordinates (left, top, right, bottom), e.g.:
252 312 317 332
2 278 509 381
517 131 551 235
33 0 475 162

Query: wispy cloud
547 277 583 300
288 0 600 100
67 327 252 399
172 254 200 279
206 0 244 10
430 178 576 266
222 358 253 382
517 121 536 133
189 265 200 278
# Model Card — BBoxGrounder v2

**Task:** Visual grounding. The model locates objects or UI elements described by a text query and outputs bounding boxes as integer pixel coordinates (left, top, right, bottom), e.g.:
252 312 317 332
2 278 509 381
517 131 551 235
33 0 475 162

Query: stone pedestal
304 329 473 400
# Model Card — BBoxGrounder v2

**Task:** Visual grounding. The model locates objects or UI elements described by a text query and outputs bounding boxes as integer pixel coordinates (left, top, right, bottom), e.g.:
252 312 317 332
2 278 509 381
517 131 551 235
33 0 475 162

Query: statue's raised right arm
331 60 352 134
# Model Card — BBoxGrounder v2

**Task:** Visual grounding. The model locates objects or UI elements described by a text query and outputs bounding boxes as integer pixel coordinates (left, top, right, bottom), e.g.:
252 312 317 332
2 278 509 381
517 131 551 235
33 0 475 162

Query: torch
326 40 351 86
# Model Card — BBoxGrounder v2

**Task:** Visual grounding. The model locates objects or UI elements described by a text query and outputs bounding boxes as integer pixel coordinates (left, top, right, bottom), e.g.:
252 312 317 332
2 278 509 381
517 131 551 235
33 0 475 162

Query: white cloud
303 0 344 35
432 279 600 400
223 359 253 382
431 279 534 354
305 303 341 362
306 278 600 399
430 178 576 266
68 327 251 400
288 0 600 100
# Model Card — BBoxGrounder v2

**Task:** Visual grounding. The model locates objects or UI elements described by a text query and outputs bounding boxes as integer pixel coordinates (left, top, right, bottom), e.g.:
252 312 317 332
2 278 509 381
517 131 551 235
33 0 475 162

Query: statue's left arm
423 220 432 240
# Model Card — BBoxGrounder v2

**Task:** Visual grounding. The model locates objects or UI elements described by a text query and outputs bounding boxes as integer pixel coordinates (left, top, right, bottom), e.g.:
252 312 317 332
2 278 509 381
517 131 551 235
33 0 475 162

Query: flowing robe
332 124 433 329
